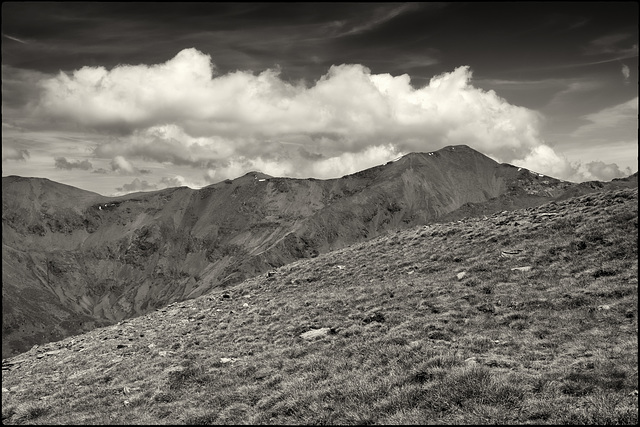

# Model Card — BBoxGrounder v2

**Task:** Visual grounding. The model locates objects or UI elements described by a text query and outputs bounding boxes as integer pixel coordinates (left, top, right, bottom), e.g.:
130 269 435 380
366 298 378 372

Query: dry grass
2 187 637 424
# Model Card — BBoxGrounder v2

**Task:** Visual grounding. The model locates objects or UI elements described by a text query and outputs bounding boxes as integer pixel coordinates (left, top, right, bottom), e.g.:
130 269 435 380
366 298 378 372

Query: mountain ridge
2 144 637 357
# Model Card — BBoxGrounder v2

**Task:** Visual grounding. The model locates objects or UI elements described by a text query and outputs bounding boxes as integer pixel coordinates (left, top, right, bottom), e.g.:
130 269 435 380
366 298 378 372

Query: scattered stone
300 328 331 340
427 330 451 341
501 249 523 258
220 357 236 364
511 266 532 272
362 312 385 324
597 304 611 311
456 271 467 280
464 357 478 365
476 303 495 314
243 303 249 307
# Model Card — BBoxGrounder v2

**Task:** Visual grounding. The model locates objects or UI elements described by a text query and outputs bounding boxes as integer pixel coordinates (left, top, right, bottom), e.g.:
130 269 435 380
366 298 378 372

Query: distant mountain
2 144 637 357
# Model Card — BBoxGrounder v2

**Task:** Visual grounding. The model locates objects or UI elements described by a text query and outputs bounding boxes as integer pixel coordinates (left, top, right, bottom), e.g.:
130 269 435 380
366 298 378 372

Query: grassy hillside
2 187 637 424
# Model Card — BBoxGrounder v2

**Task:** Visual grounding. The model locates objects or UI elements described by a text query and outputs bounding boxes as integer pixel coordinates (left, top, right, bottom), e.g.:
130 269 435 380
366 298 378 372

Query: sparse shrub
184 409 220 424
480 284 493 294
463 277 481 287
550 218 574 232
216 402 253 424
556 392 638 425
153 391 176 403
1 405 16 421
560 371 596 396
15 402 50 421
569 239 587 251
167 364 209 390
592 268 617 278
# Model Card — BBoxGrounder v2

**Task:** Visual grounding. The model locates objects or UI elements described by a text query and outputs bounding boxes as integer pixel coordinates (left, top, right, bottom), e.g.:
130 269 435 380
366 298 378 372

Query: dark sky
2 2 638 194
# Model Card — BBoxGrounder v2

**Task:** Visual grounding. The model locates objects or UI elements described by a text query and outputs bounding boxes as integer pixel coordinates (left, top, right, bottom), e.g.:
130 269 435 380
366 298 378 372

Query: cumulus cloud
621 64 630 83
2 146 30 161
110 155 138 174
581 161 633 181
54 156 92 170
35 48 603 182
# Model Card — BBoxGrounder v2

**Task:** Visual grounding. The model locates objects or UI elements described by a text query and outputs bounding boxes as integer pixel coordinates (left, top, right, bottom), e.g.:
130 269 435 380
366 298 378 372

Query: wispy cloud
2 33 28 44
571 97 638 138
339 3 420 37
583 33 638 59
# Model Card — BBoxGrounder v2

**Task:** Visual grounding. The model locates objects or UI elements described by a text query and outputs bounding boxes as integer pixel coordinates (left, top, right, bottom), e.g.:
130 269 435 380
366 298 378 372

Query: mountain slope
2 144 636 357
2 187 637 424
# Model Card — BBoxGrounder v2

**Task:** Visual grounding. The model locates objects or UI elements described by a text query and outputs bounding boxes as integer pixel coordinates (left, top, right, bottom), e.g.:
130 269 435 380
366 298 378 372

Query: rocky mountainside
2 144 637 357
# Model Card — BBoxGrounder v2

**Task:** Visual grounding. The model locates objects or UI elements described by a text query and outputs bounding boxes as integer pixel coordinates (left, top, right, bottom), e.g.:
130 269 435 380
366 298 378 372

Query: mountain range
2 144 637 357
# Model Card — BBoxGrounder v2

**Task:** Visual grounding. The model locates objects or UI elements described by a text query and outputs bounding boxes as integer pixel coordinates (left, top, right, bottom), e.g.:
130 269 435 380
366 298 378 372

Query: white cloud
511 144 575 179
2 146 30 161
35 48 624 183
110 155 137 174
580 161 633 181
621 64 630 83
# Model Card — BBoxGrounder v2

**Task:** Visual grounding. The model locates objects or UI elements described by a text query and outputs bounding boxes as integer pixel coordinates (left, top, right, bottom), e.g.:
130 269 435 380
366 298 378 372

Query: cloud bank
34 48 630 184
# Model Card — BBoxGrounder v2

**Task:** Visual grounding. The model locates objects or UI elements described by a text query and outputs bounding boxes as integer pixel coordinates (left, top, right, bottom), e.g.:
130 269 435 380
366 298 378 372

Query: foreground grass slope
2 188 637 424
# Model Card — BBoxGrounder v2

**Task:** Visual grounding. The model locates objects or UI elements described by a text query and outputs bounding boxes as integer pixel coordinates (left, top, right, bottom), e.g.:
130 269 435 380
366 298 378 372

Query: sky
2 2 638 196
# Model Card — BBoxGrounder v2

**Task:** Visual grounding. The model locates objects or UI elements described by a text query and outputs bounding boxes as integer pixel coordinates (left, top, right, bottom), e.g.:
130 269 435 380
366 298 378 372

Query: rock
501 249 523 258
456 271 467 280
464 357 478 365
300 328 331 340
220 357 236 364
511 266 532 272
362 312 385 324
597 304 611 311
